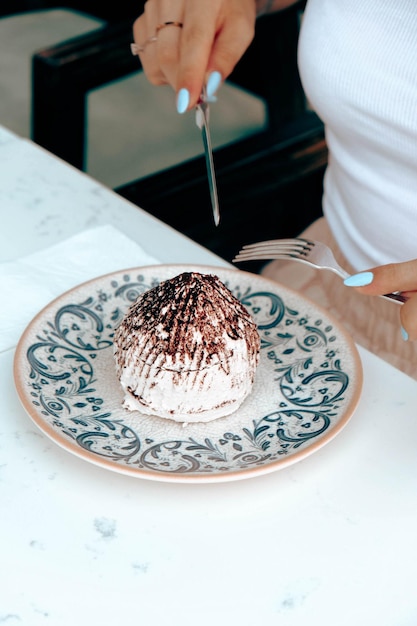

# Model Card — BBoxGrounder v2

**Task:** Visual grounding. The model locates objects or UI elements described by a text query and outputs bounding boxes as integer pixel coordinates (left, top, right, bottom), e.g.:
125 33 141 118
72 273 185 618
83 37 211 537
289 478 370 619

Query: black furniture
30 2 326 269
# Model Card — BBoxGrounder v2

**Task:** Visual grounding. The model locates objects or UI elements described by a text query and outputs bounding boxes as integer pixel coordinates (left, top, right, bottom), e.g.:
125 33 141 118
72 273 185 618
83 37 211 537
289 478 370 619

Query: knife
195 89 220 226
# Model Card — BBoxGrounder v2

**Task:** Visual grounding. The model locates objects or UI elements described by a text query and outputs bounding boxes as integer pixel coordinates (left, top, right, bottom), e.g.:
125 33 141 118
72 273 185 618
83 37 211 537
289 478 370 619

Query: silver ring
130 43 144 55
130 35 158 56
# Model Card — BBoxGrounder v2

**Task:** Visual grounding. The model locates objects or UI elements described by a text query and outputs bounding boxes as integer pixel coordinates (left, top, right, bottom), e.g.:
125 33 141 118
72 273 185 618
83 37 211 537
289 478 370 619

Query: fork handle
381 291 407 305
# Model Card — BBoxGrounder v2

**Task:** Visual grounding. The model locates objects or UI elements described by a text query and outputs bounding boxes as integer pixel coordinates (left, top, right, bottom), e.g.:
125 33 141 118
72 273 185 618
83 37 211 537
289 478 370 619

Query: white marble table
1 125 417 626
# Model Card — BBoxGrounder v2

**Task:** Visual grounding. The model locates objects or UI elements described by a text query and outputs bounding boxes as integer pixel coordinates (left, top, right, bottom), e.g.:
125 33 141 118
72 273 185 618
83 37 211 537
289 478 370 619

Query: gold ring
130 22 182 55
156 21 183 33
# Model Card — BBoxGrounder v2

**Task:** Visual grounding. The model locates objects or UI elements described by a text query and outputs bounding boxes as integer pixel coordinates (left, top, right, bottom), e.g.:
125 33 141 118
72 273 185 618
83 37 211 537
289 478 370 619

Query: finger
176 0 256 109
153 16 184 89
400 293 417 341
175 0 220 107
133 2 166 85
345 260 417 297
400 289 417 299
206 8 256 82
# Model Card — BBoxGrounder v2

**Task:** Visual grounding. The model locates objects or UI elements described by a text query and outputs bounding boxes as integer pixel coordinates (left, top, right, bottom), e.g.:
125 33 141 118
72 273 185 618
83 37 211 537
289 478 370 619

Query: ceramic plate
14 264 363 483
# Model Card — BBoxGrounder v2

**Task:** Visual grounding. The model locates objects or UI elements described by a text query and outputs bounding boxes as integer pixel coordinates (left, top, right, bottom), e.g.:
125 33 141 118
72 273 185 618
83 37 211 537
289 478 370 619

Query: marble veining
2 125 417 625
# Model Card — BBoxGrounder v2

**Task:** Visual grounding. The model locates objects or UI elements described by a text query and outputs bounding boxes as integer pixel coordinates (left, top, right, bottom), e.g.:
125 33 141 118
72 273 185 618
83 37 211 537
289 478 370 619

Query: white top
298 0 417 270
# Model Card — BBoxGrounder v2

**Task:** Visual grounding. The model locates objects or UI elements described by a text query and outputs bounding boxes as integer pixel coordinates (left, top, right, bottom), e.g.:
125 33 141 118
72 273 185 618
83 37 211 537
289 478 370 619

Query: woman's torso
298 0 417 269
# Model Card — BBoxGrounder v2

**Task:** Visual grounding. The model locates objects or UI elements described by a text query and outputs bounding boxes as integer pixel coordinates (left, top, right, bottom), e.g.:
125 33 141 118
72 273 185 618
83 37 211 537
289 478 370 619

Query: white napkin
0 224 159 351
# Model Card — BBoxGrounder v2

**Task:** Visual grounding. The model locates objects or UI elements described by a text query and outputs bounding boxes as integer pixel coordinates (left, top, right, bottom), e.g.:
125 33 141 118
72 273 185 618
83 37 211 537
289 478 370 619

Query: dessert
113 271 260 422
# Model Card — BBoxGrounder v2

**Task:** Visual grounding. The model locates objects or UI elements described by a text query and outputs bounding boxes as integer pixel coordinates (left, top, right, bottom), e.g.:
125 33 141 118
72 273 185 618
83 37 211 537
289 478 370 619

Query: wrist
255 0 276 17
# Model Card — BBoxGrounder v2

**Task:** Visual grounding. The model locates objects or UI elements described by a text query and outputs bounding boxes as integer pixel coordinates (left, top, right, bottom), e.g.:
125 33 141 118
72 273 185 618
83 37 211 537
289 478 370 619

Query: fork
233 237 406 304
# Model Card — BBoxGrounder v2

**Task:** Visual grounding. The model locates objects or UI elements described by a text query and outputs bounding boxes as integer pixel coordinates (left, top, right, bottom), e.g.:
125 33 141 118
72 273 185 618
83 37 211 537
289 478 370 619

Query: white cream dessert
113 271 260 423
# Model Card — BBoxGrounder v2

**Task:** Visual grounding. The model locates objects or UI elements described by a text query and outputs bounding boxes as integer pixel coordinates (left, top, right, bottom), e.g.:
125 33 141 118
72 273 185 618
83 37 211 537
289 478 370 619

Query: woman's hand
132 0 257 111
344 259 417 340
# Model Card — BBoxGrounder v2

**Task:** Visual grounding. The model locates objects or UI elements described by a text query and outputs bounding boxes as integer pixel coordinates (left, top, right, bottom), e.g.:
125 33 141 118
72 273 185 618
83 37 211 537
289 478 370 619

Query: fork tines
233 238 313 262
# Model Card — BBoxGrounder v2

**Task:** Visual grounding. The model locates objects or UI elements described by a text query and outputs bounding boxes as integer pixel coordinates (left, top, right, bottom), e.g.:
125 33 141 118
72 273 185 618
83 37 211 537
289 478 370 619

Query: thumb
399 294 417 341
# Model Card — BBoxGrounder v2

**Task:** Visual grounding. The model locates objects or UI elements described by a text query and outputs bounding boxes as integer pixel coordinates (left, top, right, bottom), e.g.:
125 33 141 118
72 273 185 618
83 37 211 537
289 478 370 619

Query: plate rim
13 263 363 484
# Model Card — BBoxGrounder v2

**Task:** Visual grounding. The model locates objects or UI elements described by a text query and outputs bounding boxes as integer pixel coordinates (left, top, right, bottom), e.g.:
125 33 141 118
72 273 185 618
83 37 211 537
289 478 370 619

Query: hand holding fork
233 237 409 305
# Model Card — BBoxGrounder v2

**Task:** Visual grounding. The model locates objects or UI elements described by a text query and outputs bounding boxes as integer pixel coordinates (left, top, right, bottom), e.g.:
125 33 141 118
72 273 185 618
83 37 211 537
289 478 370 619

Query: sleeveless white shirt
298 0 417 270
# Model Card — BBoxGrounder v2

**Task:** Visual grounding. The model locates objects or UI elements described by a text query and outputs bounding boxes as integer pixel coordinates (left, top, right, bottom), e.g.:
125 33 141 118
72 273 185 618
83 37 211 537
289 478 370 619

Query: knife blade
195 89 220 226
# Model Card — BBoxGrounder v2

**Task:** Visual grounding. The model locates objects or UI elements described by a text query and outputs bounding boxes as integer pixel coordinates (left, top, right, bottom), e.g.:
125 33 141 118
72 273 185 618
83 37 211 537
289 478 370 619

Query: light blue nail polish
401 326 409 341
206 71 222 99
343 271 374 287
176 88 190 114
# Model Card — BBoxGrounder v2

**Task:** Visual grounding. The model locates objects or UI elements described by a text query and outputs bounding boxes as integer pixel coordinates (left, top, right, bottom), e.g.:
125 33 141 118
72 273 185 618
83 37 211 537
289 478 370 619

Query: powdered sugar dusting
113 272 260 422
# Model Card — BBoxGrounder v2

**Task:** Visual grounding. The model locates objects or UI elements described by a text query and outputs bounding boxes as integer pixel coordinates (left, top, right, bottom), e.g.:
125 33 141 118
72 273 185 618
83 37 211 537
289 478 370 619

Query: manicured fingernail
176 88 190 114
206 71 222 99
343 271 374 287
401 326 409 341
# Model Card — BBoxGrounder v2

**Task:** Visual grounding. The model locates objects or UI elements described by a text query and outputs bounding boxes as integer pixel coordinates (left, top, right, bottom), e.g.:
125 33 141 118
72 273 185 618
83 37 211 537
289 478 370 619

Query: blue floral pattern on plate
14 265 363 483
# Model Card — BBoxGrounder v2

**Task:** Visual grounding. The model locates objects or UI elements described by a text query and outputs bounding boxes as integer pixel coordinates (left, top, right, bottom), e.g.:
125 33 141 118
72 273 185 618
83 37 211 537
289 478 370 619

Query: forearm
256 0 303 16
